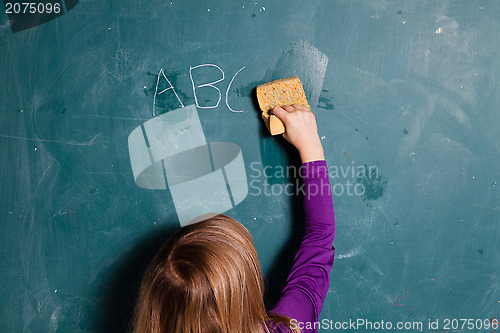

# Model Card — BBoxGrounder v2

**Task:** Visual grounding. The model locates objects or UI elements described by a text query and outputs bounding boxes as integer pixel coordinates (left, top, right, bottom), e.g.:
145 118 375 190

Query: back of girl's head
133 214 270 333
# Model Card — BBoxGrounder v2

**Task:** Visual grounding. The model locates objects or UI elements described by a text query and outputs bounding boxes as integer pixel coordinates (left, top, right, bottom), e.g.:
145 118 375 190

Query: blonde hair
133 214 298 333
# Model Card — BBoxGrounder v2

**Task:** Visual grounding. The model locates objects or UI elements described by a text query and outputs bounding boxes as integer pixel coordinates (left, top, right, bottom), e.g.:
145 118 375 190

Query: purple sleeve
270 160 336 333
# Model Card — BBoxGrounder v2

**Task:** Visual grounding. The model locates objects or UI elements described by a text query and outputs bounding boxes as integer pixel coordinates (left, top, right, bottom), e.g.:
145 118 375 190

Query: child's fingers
292 104 312 112
271 106 289 120
282 105 297 113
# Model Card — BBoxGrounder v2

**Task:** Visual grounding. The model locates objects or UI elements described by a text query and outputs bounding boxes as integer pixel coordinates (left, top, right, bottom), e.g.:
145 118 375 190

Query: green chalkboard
1 1 500 332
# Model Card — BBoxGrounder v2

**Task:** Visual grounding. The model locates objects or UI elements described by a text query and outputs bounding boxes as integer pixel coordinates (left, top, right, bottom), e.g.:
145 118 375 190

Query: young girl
133 104 335 333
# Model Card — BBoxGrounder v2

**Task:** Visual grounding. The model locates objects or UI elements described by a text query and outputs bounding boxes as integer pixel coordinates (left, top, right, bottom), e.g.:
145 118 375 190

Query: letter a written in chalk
153 68 184 116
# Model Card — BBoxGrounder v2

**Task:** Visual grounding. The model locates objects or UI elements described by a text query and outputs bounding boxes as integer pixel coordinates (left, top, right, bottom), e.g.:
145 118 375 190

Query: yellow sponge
256 77 310 135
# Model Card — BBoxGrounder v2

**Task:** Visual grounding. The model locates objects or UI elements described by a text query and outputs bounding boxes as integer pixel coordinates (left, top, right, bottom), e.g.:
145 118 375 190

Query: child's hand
272 104 325 163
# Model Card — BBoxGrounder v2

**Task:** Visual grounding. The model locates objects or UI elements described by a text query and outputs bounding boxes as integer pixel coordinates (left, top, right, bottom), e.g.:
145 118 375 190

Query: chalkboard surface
1 1 499 332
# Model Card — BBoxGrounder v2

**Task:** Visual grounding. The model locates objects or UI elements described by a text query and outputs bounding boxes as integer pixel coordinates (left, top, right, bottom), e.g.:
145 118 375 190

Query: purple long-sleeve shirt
270 160 336 333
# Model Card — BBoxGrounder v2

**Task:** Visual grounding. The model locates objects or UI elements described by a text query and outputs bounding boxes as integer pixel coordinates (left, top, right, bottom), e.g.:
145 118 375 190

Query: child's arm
270 105 335 333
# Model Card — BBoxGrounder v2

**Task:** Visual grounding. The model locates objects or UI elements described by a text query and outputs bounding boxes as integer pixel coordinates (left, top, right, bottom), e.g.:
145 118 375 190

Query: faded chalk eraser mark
356 164 387 205
272 41 329 110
